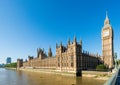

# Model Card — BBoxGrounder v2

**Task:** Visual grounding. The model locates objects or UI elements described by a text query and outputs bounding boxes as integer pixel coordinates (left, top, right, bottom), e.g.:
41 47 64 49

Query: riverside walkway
104 68 120 85
115 69 120 85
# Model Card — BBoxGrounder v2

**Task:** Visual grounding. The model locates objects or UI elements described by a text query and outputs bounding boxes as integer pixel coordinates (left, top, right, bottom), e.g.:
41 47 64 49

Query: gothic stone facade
101 13 114 69
17 37 101 75
17 59 23 69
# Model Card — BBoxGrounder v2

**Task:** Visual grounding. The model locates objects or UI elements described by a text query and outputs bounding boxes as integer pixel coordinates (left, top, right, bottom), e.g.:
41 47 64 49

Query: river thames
0 68 105 85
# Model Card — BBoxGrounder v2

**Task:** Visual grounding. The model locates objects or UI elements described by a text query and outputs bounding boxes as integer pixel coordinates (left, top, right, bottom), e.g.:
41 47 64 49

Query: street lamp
114 53 117 70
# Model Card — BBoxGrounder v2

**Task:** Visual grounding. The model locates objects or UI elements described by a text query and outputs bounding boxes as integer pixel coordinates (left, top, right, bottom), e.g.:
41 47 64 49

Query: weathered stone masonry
17 37 102 76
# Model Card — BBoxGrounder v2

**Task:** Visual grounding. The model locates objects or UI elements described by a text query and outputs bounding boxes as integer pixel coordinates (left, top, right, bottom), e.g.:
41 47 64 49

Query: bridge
104 67 120 85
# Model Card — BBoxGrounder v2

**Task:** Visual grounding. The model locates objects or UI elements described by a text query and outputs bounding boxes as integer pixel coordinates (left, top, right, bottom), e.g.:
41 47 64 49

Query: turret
80 39 82 45
56 43 58 48
68 38 70 45
28 56 33 61
37 48 47 59
17 58 23 69
37 48 41 58
60 41 62 47
74 35 77 43
48 47 52 57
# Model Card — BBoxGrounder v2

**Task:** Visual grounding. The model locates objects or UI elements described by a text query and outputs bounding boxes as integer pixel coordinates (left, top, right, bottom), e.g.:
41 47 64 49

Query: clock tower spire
104 11 110 25
101 12 114 69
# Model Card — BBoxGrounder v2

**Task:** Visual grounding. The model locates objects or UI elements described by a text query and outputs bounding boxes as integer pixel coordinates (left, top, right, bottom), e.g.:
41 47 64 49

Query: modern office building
6 57 11 64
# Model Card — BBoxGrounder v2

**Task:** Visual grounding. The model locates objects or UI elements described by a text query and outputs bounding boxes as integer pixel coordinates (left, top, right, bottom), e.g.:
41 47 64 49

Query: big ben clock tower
102 13 114 69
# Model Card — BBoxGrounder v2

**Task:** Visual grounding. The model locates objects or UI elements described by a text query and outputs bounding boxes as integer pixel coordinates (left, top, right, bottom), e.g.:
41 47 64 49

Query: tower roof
104 11 110 25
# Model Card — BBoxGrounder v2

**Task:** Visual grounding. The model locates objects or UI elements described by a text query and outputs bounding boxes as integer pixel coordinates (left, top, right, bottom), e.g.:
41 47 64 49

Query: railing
104 68 119 85
115 68 120 85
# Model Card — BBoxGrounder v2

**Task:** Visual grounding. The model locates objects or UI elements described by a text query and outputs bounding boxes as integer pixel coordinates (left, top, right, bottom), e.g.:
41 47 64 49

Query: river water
0 68 105 85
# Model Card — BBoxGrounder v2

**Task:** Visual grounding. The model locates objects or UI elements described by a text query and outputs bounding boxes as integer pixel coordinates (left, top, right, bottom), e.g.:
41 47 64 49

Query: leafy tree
96 64 107 70
4 62 17 68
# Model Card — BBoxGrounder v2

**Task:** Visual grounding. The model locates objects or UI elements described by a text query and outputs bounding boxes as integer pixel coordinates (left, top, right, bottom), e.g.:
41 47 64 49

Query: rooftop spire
68 38 70 45
106 11 108 19
104 11 110 25
80 39 82 45
74 35 76 43
56 43 58 48
48 46 51 52
60 41 62 46
48 46 52 57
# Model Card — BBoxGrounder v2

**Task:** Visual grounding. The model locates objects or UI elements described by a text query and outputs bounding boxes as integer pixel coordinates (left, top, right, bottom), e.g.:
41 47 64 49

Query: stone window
77 48 80 52
71 62 74 67
67 63 68 67
58 63 60 67
58 57 60 63
65 63 66 67
71 56 73 61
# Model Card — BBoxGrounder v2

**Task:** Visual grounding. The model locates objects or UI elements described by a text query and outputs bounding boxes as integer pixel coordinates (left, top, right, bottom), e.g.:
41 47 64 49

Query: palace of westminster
17 13 114 76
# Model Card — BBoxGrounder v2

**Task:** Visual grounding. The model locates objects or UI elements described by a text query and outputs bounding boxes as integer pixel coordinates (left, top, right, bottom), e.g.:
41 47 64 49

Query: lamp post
114 53 117 70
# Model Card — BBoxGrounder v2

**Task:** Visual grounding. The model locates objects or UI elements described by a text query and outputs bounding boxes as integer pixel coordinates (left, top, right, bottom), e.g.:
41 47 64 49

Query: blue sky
0 0 120 64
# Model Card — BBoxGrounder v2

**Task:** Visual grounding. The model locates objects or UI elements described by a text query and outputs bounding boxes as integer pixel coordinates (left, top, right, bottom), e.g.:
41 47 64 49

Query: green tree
96 64 107 70
4 62 17 68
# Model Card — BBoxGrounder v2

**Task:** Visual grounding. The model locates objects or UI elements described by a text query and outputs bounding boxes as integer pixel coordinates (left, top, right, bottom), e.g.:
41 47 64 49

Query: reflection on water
0 68 105 85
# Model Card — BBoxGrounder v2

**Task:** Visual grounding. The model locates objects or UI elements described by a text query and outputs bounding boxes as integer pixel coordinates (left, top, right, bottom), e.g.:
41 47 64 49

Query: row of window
58 56 74 62
58 62 74 67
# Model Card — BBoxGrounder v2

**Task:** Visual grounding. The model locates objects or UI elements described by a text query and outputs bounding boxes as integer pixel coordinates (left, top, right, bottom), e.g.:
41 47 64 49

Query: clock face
103 30 109 37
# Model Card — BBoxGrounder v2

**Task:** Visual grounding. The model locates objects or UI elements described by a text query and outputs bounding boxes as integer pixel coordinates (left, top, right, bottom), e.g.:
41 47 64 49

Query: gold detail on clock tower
101 12 114 69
